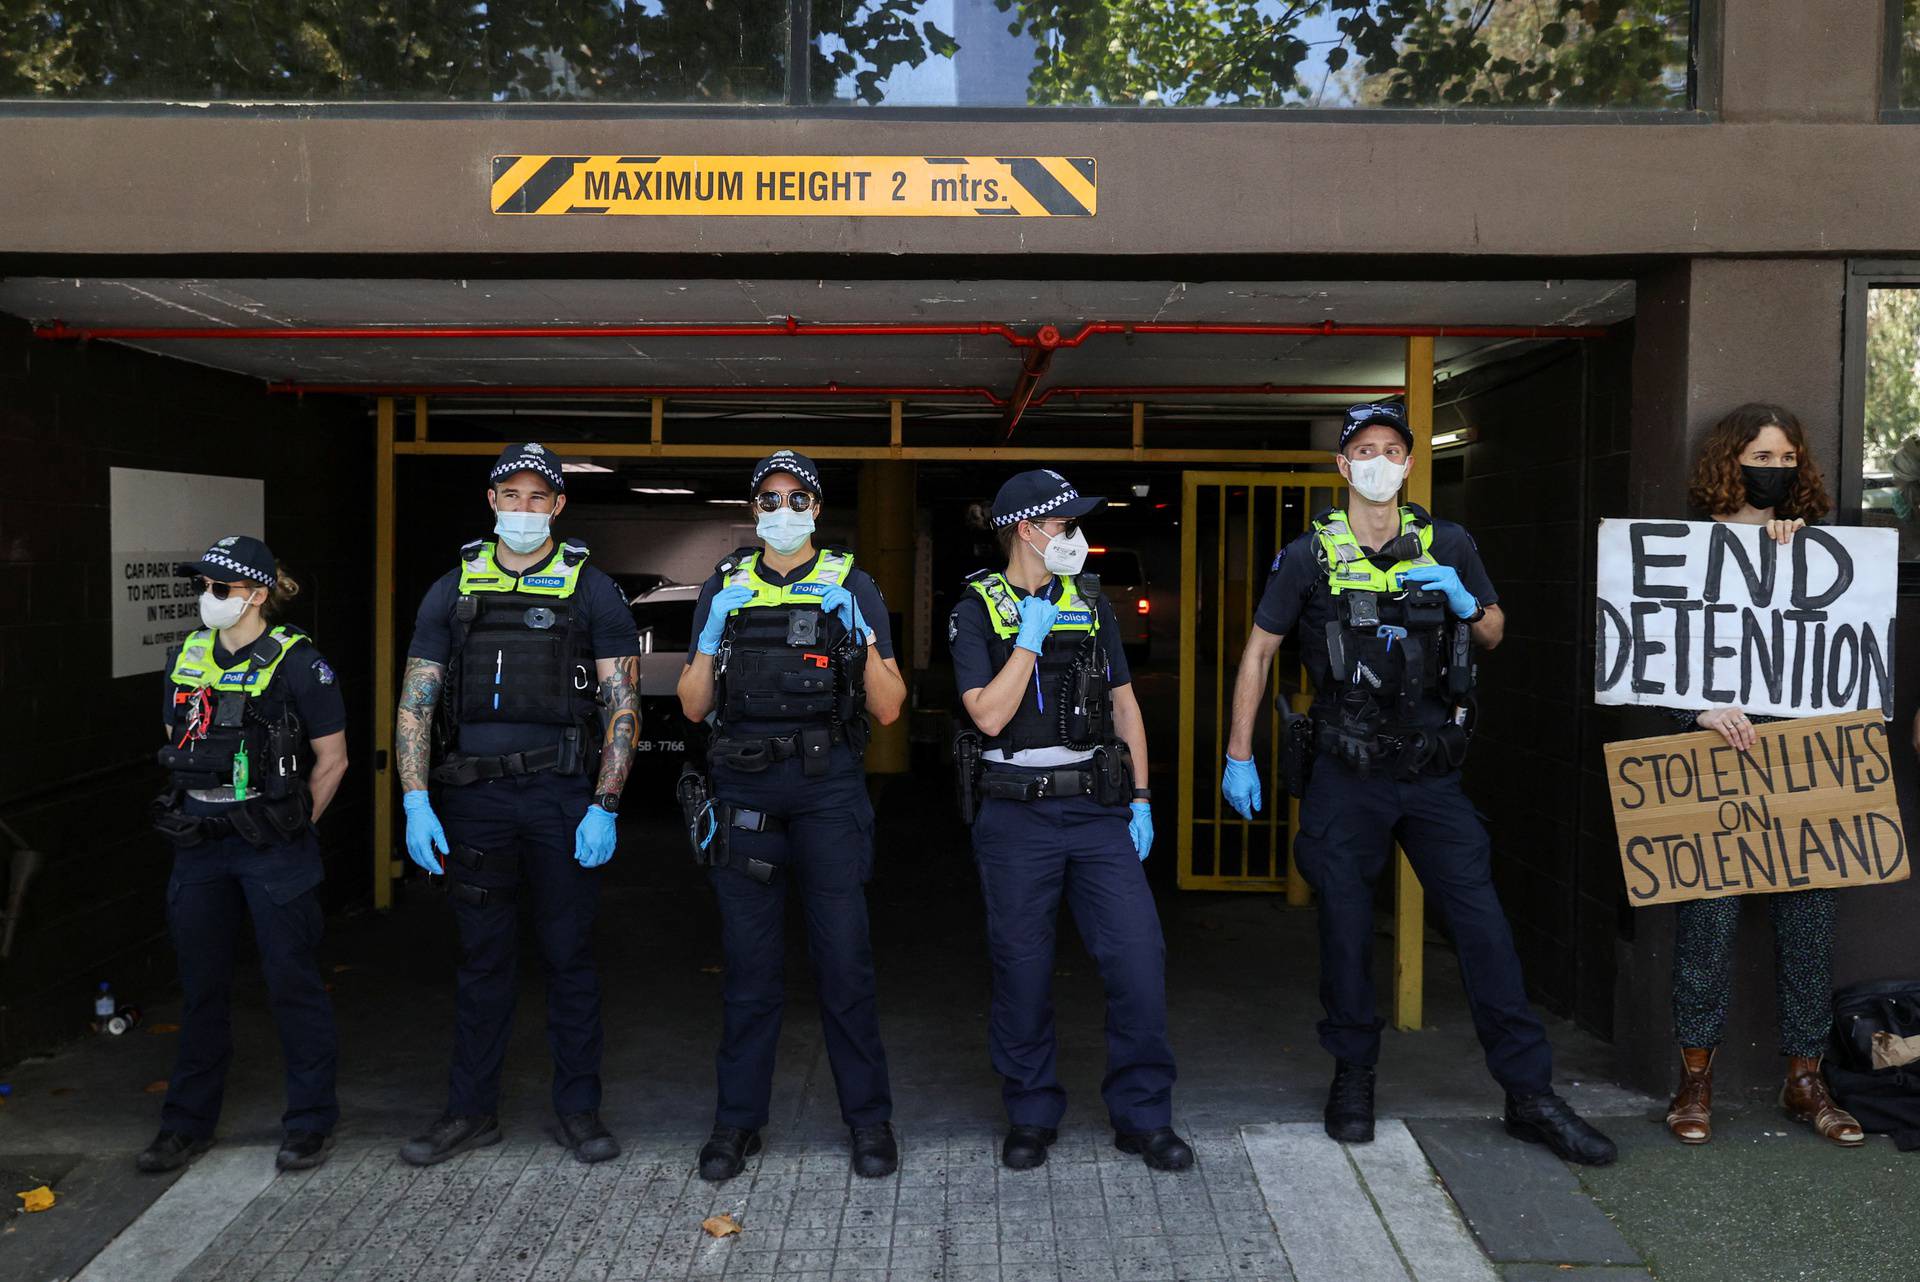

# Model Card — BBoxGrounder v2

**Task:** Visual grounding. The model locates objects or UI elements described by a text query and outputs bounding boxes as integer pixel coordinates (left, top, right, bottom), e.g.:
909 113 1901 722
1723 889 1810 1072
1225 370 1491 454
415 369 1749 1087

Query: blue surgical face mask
756 507 816 555
493 509 552 555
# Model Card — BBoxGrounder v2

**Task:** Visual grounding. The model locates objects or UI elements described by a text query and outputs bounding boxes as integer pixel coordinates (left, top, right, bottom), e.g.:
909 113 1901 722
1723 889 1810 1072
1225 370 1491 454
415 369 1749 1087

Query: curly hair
1685 403 1831 521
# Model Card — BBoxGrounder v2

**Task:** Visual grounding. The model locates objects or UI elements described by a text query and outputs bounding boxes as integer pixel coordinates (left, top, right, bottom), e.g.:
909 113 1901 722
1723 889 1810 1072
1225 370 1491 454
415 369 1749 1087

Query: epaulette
559 538 589 566
459 538 486 562
963 567 999 584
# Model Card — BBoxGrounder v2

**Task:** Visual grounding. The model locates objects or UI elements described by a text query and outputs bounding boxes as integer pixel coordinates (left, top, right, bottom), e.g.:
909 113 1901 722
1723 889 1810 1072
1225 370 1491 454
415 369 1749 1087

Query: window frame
1886 0 1920 118
1839 261 1920 589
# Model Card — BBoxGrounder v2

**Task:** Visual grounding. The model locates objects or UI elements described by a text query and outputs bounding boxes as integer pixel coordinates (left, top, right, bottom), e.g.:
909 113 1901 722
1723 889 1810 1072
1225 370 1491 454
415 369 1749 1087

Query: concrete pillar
1718 0 1884 124
1617 257 1850 1094
857 460 916 773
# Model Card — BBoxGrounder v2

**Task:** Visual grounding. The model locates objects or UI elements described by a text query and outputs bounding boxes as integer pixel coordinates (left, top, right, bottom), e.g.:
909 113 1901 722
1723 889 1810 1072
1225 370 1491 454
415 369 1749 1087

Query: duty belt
979 764 1100 802
708 725 843 776
431 743 568 786
1313 719 1467 779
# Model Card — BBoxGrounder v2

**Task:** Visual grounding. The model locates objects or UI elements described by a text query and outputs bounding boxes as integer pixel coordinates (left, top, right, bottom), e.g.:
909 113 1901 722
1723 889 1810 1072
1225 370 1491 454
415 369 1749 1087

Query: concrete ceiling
0 276 1633 409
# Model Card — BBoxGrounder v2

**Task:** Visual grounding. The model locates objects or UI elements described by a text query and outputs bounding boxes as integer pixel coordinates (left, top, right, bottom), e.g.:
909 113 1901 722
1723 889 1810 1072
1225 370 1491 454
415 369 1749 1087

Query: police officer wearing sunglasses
1219 404 1615 1165
142 536 348 1175
948 470 1191 1174
676 451 905 1182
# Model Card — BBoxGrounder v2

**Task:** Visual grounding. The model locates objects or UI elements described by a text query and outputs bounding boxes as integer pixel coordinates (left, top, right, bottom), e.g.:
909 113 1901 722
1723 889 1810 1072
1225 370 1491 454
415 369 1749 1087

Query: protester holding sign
1659 404 1864 1149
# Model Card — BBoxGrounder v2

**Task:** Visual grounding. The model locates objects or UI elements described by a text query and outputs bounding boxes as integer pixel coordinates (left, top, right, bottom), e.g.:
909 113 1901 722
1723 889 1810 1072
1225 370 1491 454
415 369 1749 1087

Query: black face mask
1741 464 1797 511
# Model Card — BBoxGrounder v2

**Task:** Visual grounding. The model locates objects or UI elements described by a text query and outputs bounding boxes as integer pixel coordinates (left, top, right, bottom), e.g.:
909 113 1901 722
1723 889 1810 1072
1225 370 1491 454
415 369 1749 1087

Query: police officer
395 443 640 1166
949 470 1191 1173
1220 403 1615 1164
140 536 348 1175
676 450 903 1182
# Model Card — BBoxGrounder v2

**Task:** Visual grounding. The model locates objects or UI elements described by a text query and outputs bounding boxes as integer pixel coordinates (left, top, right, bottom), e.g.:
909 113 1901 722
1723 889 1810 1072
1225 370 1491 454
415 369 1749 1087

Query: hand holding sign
1696 706 1758 752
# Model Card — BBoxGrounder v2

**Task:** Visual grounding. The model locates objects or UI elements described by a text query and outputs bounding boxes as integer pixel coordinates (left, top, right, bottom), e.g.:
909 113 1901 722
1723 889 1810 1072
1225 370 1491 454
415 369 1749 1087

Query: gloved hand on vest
574 804 618 868
1014 593 1060 655
402 789 448 874
1129 801 1154 862
698 584 757 655
818 584 869 645
1398 563 1478 619
1221 754 1262 820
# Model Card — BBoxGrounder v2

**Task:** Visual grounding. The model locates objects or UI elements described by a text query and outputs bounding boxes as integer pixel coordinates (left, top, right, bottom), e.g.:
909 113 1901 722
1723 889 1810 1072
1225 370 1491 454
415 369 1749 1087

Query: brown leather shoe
1666 1047 1714 1144
1780 1056 1865 1147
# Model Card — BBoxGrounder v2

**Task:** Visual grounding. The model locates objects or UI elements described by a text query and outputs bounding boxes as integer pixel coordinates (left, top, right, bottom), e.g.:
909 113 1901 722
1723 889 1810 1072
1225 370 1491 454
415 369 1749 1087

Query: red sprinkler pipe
264 381 1011 406
1030 383 1404 407
999 346 1057 440
38 317 1613 346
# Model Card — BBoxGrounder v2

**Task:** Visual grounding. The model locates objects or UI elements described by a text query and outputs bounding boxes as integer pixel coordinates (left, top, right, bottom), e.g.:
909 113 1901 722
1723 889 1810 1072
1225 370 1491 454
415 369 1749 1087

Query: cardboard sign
1593 519 1897 718
110 467 264 678
1604 710 1908 906
491 155 1096 217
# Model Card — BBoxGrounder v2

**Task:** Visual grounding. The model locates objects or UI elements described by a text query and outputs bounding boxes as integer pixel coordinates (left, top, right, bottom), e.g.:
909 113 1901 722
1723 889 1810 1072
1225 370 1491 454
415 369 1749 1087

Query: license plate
636 740 686 754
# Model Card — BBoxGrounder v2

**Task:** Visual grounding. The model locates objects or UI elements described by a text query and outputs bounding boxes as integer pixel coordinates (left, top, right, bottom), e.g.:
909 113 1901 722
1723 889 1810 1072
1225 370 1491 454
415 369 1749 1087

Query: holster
1279 709 1315 799
954 730 983 825
677 762 782 883
1090 742 1133 806
149 790 310 850
445 841 519 907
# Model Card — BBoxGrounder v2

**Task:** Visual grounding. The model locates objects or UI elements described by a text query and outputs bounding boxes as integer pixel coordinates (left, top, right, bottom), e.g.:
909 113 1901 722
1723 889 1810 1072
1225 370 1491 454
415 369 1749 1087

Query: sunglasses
753 490 817 513
1030 517 1080 538
192 576 258 601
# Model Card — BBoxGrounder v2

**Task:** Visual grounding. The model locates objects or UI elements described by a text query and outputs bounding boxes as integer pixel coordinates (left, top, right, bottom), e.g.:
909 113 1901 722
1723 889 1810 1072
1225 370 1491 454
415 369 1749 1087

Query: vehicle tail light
1136 597 1150 615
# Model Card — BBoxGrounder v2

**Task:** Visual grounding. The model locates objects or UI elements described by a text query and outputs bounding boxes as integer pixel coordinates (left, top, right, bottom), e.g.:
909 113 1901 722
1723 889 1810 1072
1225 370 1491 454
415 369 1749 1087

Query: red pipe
39 317 1612 346
999 347 1057 440
265 381 1011 406
1030 383 1404 407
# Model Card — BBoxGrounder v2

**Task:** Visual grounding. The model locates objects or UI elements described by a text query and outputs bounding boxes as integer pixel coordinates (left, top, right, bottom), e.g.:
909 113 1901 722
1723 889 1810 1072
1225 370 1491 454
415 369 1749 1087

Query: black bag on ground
1826 978 1920 1152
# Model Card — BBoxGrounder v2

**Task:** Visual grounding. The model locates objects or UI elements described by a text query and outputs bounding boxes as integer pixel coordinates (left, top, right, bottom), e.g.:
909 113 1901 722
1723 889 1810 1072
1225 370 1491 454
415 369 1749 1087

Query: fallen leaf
144 1081 169 1094
147 1024 181 1035
701 1214 742 1239
16 1187 54 1213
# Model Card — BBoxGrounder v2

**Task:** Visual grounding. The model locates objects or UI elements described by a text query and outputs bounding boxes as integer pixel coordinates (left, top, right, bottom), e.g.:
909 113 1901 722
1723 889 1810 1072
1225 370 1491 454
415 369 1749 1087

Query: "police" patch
312 659 336 685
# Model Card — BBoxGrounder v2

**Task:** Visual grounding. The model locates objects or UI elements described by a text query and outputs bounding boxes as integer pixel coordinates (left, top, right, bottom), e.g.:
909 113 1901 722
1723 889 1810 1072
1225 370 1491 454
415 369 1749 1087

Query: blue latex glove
1014 593 1060 654
1399 563 1478 619
1221 754 1262 820
574 804 618 868
1129 801 1154 862
697 584 757 655
817 583 868 642
402 789 448 875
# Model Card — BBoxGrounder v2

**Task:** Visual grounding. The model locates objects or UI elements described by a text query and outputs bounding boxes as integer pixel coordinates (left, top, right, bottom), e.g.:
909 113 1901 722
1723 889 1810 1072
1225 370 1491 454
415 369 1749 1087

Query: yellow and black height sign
491 155 1097 217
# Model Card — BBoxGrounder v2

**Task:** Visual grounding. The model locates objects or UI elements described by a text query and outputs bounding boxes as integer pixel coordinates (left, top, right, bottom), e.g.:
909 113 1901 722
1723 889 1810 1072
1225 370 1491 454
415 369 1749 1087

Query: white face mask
493 509 552 555
199 589 256 631
1345 455 1409 504
1027 524 1091 577
756 508 816 555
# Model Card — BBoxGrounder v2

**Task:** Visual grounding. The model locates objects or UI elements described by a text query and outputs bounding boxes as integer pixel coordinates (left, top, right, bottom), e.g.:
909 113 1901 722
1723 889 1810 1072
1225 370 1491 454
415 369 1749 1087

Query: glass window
0 1 789 103
811 0 1693 109
1861 286 1920 559
1902 0 1920 108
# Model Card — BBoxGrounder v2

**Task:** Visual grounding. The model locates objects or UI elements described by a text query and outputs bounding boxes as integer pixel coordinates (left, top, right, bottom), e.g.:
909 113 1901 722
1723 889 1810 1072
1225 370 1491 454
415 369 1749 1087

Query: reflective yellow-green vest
723 547 856 608
168 626 308 694
1312 507 1436 593
715 548 861 730
964 571 1109 753
449 538 596 733
458 539 588 598
966 571 1100 641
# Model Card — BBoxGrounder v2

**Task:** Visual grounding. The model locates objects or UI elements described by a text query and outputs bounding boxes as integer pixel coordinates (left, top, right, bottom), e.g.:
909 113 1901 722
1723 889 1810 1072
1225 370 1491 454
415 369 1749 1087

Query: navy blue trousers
162 829 338 1138
1293 758 1553 1096
709 745 891 1130
972 787 1176 1134
437 771 604 1117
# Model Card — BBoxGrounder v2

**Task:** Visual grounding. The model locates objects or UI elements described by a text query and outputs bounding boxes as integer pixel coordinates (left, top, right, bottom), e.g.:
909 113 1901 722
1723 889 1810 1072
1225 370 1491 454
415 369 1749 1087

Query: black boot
399 1113 501 1167
136 1130 213 1174
558 1111 620 1165
1114 1127 1195 1172
1001 1125 1057 1171
275 1131 334 1172
1504 1092 1618 1166
850 1123 898 1178
1325 1061 1376 1143
698 1126 762 1182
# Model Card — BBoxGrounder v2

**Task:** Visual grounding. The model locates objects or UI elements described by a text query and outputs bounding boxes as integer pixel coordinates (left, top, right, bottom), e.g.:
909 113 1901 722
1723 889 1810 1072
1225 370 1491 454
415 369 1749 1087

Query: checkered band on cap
490 447 565 491
992 484 1082 528
751 451 823 497
196 547 275 585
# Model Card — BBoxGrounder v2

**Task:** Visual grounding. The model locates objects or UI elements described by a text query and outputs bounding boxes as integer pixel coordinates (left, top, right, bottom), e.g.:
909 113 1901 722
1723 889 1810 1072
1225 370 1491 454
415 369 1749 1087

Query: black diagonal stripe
1067 157 1096 183
615 156 661 165
496 156 588 213
995 157 1090 217
975 207 1020 216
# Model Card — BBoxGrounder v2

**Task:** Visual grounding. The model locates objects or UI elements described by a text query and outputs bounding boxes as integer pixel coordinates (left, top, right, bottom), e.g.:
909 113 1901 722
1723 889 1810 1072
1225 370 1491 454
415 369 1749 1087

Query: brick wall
0 319 370 1063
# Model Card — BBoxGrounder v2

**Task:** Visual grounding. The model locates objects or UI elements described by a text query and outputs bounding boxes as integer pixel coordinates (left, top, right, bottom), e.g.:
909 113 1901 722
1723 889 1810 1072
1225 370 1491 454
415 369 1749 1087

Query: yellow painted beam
1394 337 1436 1031
373 398 399 909
392 440 1328 465
1175 471 1200 889
857 460 915 774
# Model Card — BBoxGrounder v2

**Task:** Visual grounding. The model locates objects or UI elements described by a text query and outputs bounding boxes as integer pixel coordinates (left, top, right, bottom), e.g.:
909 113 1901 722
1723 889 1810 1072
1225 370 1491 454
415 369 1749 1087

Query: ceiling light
705 498 743 505
1107 500 1132 508
1132 483 1151 498
562 461 613 473
1431 428 1479 450
631 486 696 495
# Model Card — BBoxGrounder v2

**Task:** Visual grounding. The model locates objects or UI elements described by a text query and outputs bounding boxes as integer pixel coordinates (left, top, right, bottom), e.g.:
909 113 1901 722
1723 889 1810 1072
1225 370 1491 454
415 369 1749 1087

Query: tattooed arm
396 658 445 793
594 655 640 802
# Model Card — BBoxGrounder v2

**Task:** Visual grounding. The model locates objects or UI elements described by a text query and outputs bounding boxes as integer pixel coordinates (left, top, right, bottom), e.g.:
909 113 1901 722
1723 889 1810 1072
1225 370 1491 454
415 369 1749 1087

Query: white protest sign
111 467 264 678
1594 519 1897 718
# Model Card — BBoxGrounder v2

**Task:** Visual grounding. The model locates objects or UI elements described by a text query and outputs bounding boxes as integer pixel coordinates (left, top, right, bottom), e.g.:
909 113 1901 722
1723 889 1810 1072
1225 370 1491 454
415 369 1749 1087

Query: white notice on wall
111 467 265 678
1593 518 1898 719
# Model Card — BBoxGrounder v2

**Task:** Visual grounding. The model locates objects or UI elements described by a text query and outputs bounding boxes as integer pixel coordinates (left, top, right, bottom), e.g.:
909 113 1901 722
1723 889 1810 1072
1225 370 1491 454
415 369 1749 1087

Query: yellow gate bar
373 398 400 909
1394 337 1436 1031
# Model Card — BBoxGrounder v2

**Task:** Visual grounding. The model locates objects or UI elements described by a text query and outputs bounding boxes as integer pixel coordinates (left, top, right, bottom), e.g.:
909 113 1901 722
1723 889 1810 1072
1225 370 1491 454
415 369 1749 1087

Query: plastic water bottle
92 982 115 1024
